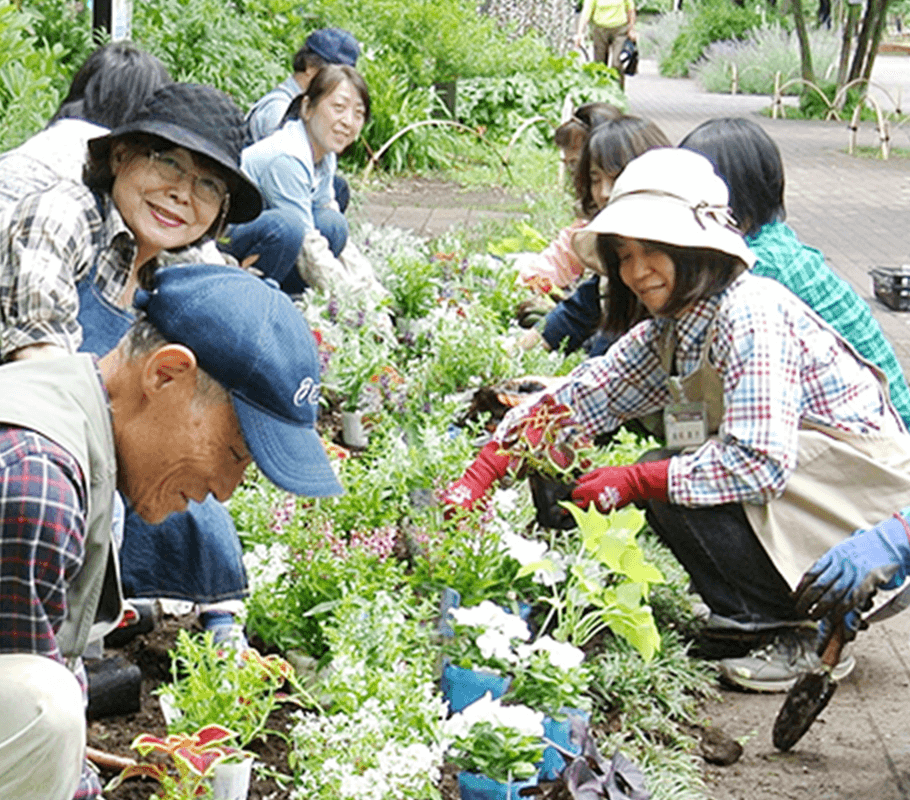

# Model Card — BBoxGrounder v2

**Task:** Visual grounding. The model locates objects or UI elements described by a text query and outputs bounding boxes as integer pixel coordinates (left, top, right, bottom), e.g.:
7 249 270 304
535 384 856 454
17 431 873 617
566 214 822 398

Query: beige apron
658 321 910 589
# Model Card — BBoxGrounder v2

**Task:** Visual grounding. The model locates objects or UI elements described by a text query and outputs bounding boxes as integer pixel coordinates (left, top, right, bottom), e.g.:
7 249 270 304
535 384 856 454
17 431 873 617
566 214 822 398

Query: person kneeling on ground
444 148 910 694
0 264 341 800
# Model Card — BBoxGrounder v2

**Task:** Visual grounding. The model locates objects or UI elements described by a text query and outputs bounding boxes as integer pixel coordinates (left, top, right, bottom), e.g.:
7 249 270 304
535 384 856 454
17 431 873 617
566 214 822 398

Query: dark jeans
645 499 801 631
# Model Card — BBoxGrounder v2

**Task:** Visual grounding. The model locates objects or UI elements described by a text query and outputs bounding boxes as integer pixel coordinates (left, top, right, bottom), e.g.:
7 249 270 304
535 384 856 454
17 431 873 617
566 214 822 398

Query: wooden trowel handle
821 621 846 669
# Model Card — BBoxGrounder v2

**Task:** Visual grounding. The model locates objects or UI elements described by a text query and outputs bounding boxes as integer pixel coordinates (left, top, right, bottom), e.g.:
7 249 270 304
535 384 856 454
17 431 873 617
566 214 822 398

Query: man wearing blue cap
0 264 340 800
246 27 361 145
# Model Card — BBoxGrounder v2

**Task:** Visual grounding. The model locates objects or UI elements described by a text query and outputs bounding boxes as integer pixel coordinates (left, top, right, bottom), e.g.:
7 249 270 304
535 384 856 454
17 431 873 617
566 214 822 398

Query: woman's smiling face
304 79 366 163
110 143 223 264
615 236 676 315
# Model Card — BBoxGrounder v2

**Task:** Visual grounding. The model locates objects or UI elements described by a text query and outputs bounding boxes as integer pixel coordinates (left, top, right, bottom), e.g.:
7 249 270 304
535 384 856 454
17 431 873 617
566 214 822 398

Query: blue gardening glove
794 514 910 647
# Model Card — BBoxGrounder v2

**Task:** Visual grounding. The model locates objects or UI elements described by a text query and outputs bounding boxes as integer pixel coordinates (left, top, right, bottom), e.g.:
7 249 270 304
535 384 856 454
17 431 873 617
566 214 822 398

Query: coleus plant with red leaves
105 724 251 799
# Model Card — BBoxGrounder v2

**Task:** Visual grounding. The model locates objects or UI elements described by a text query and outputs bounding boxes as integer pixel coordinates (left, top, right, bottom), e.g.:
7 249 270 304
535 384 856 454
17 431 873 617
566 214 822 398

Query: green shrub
457 56 625 146
0 0 65 150
132 0 288 108
660 0 774 78
27 0 94 76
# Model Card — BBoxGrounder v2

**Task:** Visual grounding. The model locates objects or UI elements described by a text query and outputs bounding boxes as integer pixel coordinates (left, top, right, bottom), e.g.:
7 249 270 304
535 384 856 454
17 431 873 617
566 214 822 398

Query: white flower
515 635 585 670
450 601 530 642
491 487 520 515
443 692 545 740
476 629 518 663
499 529 547 565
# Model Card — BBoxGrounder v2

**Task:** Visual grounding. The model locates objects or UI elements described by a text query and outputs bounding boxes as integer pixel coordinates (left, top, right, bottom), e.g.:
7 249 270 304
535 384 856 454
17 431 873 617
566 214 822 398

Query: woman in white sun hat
445 147 910 693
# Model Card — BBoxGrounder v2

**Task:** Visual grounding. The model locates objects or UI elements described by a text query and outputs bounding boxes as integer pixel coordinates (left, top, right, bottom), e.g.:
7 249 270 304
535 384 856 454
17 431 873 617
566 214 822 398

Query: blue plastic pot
457 770 538 800
539 708 590 781
441 662 511 713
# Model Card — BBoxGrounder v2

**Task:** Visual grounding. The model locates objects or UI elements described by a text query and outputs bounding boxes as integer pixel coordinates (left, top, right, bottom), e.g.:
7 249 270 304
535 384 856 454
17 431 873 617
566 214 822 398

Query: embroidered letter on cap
294 377 314 407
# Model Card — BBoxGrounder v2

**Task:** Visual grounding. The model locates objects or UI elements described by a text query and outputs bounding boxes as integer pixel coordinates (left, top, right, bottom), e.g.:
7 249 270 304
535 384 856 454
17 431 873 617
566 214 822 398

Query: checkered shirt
0 181 138 360
497 271 906 507
0 425 101 797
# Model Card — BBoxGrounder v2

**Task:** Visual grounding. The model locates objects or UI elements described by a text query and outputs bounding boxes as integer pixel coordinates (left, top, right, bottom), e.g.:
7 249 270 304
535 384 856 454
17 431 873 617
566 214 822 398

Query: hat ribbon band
610 188 740 234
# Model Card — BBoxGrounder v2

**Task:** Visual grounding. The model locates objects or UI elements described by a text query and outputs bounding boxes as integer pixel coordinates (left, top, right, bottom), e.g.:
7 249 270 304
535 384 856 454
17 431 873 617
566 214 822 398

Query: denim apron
657 314 910 589
75 239 247 602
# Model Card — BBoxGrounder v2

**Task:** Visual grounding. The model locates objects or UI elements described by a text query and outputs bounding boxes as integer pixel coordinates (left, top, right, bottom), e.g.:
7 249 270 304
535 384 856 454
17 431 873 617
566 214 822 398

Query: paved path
354 56 910 797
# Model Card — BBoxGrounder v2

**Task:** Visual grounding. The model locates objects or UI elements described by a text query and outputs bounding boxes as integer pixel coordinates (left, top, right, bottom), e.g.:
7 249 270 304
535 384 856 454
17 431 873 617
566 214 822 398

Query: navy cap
133 264 342 497
305 28 360 67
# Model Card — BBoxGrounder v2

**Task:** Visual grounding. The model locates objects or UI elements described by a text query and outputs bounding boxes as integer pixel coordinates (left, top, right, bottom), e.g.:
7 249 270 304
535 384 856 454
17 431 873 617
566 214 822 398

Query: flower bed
99 219 716 800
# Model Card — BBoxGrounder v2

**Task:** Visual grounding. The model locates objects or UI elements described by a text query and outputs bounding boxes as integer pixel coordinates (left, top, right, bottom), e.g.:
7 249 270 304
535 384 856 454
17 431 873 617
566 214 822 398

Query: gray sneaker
717 629 855 693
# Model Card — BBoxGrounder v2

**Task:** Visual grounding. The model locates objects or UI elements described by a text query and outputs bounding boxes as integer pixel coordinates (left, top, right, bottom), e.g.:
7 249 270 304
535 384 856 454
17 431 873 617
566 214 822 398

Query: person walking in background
574 0 637 89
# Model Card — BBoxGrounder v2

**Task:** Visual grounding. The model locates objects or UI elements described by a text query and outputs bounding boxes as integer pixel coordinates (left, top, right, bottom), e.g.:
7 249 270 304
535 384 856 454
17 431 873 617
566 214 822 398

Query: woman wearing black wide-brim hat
0 81 262 362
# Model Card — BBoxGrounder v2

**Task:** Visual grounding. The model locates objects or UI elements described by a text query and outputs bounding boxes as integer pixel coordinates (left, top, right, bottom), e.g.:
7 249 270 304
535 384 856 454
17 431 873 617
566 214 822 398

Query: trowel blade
772 669 838 752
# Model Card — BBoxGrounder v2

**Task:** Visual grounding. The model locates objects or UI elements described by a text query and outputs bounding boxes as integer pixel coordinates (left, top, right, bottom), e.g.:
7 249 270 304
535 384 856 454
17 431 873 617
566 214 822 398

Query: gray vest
0 354 121 658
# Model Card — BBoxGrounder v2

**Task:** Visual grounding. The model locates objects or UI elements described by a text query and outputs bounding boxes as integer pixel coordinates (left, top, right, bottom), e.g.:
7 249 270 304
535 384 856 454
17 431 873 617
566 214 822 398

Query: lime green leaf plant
526 504 664 661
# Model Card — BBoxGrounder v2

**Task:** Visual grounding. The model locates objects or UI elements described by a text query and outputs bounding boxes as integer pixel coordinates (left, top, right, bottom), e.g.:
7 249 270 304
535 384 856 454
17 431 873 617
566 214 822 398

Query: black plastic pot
528 473 577 530
86 655 142 720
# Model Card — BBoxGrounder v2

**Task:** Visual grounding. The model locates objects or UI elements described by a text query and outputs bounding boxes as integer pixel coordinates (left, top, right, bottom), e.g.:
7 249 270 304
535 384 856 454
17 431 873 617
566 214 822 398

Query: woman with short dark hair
227 63 371 294
679 117 910 428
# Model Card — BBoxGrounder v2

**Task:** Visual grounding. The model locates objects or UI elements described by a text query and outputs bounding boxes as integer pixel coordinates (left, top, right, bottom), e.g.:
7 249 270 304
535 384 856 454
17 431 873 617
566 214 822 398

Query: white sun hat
573 147 756 271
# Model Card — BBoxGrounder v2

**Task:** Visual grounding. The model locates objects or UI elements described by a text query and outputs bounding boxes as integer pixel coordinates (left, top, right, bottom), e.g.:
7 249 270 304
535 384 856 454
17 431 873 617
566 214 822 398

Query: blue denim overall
76 258 247 602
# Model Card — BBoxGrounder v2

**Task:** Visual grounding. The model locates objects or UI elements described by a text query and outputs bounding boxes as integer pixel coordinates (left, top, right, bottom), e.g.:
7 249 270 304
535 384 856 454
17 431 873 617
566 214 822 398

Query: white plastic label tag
664 401 708 451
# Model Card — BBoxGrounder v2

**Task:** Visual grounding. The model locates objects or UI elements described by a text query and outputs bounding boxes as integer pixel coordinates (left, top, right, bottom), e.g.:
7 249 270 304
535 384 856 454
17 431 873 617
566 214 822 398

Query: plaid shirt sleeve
0 183 102 360
669 275 904 506
0 426 101 798
496 319 673 442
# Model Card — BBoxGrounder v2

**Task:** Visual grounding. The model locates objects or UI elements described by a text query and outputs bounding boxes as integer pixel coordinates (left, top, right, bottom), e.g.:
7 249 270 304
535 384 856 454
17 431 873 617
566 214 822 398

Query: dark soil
88 614 295 800
87 613 464 800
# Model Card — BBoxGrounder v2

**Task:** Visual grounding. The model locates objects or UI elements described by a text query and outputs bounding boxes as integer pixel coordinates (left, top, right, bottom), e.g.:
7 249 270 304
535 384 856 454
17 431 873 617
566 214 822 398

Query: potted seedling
105 724 251 800
444 692 545 800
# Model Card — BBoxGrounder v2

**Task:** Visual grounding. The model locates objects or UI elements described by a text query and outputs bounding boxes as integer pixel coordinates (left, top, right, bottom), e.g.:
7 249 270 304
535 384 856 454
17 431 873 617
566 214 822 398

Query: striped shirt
497 271 906 507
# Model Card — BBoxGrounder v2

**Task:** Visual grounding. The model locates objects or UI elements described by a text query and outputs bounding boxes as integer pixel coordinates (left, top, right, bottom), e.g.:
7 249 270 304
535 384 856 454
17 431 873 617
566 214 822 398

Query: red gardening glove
571 459 671 512
443 441 511 512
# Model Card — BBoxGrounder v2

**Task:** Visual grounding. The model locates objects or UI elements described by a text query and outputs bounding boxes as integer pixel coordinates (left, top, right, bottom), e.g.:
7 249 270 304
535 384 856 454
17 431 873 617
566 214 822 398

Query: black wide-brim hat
88 83 261 224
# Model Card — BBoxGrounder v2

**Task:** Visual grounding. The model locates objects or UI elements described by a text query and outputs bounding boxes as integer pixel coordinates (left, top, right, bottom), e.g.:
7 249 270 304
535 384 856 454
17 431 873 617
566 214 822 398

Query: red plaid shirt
0 425 101 797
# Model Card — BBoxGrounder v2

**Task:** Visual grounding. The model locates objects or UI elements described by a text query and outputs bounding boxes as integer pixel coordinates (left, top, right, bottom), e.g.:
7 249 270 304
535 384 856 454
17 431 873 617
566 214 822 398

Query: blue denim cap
133 264 343 497
305 28 360 66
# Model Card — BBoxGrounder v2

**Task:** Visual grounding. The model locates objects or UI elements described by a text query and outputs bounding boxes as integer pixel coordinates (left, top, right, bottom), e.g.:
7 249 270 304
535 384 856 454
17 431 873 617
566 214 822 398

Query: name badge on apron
663 401 708 451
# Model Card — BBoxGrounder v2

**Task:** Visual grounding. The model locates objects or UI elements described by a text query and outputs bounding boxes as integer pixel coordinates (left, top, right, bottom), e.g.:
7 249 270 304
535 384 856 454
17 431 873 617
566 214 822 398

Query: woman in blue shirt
227 64 370 294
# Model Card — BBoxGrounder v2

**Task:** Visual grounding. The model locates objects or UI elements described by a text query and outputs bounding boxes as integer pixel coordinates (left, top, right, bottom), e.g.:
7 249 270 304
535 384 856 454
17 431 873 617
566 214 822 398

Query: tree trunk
837 3 861 86
791 0 817 85
848 0 878 82
861 0 891 84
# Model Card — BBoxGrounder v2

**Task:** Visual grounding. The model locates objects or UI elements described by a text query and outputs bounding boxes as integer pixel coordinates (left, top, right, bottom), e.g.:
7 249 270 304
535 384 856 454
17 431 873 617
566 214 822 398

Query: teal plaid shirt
748 221 910 429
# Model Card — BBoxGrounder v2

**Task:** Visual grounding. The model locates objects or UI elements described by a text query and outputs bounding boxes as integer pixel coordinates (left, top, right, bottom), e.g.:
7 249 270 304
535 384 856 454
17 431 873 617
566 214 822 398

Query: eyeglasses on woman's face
146 150 229 208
